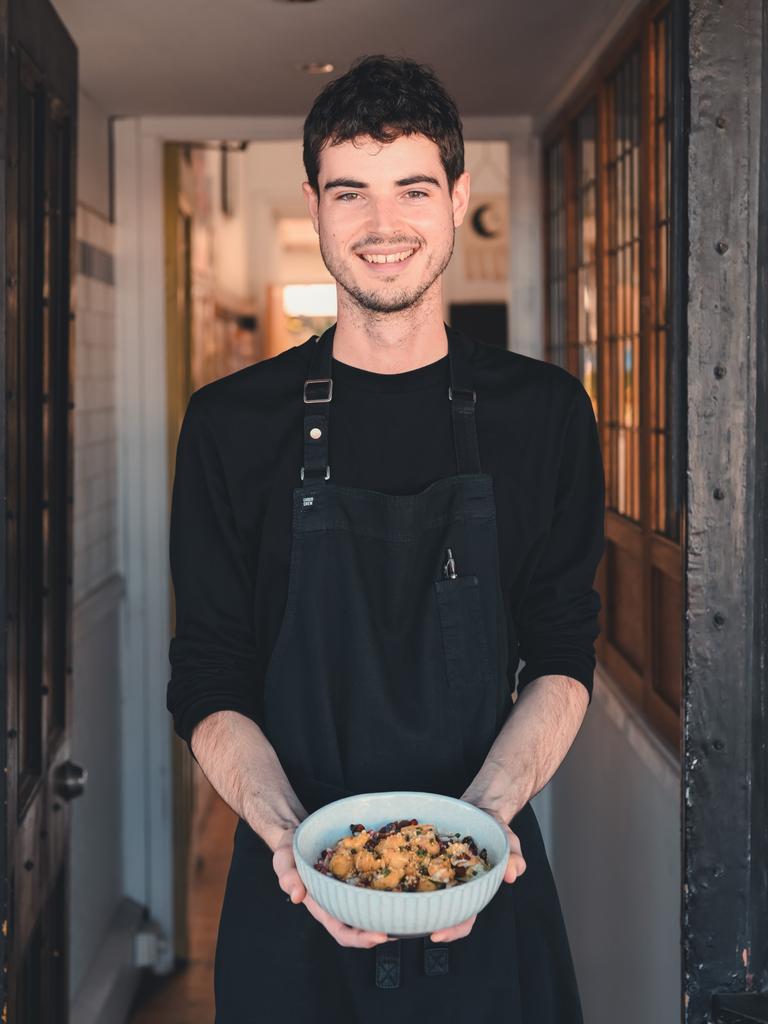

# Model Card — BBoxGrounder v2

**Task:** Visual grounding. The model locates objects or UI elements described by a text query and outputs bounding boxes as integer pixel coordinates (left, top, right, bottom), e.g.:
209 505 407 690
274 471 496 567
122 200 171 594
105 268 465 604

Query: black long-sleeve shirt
166 330 605 755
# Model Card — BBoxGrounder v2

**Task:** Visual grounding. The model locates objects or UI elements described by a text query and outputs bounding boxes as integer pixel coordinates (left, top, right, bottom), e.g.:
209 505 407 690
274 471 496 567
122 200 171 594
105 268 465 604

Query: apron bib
214 326 584 1023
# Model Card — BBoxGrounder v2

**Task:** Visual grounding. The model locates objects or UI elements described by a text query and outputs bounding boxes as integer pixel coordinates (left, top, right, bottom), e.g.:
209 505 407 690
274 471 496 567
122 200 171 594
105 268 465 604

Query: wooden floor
128 794 237 1024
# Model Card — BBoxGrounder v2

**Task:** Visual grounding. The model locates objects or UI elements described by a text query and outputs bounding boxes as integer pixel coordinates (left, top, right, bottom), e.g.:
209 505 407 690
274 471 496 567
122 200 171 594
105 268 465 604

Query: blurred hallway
129 798 237 1023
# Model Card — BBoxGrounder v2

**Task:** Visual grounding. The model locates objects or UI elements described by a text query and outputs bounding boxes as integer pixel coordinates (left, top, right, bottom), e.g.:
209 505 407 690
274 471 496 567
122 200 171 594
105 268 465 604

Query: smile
356 247 418 272
359 249 415 263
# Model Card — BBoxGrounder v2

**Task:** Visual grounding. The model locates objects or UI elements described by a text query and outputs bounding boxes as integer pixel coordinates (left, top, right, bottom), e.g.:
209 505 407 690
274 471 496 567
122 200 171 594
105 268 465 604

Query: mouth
356 247 418 272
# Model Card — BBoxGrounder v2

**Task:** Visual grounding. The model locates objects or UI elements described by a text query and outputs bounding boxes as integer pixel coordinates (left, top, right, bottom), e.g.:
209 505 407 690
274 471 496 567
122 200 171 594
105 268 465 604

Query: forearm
190 709 307 852
461 674 590 822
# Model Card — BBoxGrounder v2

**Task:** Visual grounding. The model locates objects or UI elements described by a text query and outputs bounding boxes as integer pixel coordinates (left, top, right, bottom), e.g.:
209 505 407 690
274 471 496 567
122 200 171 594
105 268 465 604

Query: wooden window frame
542 0 684 752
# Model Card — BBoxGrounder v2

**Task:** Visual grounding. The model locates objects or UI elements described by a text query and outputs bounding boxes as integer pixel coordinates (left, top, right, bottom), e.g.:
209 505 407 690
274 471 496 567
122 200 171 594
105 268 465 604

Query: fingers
273 845 306 904
272 839 391 947
302 894 393 949
503 827 527 884
430 913 477 943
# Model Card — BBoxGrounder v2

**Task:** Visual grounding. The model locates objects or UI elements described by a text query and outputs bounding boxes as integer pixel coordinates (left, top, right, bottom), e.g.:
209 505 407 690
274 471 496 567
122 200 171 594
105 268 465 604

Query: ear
451 170 471 228
302 181 320 233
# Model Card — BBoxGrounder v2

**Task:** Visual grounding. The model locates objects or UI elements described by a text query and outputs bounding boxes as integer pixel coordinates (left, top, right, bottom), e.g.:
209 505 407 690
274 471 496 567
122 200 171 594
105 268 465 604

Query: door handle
54 760 88 801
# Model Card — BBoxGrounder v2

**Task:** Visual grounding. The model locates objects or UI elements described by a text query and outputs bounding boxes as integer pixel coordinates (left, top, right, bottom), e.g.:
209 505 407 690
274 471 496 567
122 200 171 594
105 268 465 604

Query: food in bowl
294 792 508 936
313 817 491 892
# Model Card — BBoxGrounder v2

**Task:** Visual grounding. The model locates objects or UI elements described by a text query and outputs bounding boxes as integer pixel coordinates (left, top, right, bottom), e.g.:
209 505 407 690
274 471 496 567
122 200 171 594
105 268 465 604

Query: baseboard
70 897 145 1024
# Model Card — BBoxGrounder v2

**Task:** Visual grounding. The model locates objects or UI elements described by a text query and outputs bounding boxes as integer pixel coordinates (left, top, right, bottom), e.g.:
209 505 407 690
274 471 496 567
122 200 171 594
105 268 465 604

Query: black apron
214 325 584 1023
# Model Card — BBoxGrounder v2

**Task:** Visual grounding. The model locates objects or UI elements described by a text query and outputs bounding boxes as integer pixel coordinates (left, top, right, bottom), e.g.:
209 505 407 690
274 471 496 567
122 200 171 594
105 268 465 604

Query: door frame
113 113 543 965
684 0 768 1017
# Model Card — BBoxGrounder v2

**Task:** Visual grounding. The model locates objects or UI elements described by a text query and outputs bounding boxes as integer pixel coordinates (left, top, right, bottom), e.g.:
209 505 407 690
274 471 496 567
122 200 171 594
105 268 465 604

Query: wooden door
1 1 80 1020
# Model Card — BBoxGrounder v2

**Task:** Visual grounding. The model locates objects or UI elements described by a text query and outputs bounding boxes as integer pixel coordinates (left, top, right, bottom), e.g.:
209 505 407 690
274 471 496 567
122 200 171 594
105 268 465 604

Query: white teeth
361 249 414 264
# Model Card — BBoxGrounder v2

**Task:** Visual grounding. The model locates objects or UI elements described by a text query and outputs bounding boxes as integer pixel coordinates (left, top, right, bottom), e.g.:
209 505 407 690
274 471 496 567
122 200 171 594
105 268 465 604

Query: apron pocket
434 575 493 690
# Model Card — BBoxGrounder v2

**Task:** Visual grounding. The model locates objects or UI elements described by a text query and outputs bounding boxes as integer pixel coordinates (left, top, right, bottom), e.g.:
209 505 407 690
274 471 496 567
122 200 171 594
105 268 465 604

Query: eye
405 190 429 199
336 192 361 202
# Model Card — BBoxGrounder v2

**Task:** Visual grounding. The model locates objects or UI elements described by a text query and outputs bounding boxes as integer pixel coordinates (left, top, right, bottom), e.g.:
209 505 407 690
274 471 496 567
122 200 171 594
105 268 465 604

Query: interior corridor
129 799 237 1023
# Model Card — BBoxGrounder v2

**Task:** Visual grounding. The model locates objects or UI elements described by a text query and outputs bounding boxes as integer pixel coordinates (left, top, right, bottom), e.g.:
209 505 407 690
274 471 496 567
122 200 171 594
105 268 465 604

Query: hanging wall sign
464 194 508 282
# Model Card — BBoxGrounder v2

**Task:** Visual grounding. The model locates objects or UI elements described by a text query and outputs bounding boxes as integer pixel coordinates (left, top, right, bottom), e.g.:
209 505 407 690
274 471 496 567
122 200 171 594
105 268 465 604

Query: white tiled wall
70 201 128 1008
73 205 119 602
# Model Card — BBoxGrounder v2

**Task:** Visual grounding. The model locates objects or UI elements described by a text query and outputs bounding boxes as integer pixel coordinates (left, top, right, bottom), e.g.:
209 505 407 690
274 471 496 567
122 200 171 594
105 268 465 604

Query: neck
332 280 448 373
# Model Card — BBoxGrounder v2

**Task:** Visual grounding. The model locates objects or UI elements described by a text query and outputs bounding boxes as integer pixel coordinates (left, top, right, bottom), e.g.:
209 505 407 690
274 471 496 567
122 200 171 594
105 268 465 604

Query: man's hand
272 827 395 949
428 805 526 943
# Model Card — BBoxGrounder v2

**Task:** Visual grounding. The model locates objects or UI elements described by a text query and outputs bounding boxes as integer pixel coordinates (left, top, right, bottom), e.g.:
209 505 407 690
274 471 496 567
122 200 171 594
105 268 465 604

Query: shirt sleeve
166 392 261 759
515 378 605 703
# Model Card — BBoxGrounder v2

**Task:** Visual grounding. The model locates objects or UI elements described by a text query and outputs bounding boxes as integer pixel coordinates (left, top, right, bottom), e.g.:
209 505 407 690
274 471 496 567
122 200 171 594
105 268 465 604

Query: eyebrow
323 174 442 192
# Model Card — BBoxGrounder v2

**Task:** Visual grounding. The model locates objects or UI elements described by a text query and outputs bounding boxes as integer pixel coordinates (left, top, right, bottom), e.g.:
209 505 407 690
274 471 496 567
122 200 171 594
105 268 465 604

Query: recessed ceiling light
299 61 335 74
299 62 335 74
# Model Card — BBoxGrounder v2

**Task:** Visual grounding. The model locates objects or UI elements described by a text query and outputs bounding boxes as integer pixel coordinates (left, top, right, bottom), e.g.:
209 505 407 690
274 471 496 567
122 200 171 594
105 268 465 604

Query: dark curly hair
303 55 464 194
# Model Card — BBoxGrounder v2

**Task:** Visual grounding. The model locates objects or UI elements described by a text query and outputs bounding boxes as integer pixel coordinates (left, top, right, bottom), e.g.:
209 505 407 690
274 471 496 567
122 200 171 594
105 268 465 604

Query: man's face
302 133 470 314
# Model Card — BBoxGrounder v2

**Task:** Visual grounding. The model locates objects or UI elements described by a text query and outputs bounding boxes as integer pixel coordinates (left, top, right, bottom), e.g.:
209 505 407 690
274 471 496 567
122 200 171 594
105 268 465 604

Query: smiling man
167 56 604 1022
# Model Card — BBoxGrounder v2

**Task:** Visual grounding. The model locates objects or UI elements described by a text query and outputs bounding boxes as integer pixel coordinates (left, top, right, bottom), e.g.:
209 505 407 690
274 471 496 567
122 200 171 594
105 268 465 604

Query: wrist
261 821 297 854
461 756 532 823
242 790 303 853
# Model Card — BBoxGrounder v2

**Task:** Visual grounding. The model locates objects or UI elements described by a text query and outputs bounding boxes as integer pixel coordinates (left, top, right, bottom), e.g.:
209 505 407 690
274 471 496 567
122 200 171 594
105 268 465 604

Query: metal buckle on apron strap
448 385 476 403
304 378 333 403
300 465 330 481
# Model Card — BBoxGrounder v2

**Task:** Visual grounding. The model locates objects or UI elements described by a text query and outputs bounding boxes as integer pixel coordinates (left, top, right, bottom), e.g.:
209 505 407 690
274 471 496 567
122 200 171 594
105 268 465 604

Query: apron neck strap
446 324 481 476
300 323 481 483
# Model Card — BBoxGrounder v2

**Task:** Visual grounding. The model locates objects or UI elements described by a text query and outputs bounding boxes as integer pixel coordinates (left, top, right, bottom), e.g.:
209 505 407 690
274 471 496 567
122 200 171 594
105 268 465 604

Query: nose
365 195 402 237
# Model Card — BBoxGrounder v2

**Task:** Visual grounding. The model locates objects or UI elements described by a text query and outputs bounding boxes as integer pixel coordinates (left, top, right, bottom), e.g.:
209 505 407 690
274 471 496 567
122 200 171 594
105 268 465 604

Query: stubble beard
319 230 455 315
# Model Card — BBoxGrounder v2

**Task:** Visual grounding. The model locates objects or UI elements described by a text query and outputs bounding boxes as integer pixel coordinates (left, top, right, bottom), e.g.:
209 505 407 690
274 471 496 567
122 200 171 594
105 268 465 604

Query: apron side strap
423 935 451 976
375 940 402 988
301 326 335 482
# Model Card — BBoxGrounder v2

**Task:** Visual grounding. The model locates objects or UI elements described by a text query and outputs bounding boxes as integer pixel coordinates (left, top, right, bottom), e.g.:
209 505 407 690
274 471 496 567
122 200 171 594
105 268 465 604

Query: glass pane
605 50 642 521
575 101 599 415
545 140 568 369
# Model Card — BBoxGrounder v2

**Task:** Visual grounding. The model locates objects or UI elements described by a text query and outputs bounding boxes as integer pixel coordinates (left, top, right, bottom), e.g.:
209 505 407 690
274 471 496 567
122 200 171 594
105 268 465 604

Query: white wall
70 90 136 1021
77 90 111 221
550 668 681 1023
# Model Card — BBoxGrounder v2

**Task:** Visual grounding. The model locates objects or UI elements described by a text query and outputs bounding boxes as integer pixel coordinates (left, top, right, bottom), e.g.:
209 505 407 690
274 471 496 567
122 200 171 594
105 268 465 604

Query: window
544 140 568 370
575 102 598 414
543 0 683 749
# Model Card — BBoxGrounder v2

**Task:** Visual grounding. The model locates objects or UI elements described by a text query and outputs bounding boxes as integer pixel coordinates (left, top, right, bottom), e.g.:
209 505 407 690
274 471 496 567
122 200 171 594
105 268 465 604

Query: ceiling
54 0 635 124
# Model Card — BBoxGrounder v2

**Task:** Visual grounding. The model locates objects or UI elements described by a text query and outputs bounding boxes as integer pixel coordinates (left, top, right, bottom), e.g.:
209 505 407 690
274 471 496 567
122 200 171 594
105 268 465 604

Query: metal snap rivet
309 427 322 440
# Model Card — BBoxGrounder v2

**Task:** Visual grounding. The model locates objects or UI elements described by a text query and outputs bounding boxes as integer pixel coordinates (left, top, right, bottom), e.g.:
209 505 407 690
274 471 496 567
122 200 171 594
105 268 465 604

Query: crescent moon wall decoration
464 195 508 282
471 202 501 238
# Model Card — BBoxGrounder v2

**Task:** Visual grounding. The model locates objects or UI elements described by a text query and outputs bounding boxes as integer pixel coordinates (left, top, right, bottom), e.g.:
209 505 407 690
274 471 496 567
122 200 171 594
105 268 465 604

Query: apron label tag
302 496 315 508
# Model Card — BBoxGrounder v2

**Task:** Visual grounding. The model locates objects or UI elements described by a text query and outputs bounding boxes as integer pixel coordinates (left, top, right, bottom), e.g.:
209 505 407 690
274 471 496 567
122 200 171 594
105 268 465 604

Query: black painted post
684 0 768 1020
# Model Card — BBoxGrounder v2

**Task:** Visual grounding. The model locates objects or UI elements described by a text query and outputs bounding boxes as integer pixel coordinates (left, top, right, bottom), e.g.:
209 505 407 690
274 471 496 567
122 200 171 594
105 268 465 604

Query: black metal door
1 2 81 1020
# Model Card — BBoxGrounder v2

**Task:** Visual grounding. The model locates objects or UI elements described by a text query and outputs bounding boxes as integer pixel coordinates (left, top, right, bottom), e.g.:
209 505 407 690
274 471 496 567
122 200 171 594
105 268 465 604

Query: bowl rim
293 790 509 899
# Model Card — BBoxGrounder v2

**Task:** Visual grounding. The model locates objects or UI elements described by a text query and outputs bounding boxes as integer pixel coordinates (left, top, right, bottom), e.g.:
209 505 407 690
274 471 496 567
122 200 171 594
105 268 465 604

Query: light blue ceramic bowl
292 791 509 937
